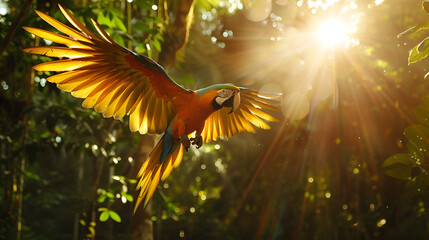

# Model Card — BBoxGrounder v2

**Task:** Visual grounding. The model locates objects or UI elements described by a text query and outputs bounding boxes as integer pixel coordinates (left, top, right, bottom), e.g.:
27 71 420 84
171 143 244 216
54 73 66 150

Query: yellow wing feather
24 4 182 135
58 4 103 41
201 88 282 143
23 27 91 49
35 10 92 43
90 18 116 45
23 46 95 59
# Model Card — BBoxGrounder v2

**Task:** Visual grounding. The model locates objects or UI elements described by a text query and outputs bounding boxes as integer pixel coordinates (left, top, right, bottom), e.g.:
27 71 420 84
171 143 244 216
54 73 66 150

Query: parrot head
211 84 241 114
198 84 241 113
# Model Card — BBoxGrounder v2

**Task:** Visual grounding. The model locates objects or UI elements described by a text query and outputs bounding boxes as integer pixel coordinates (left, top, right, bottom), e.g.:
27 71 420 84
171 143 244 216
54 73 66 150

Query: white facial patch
215 96 228 105
215 89 233 105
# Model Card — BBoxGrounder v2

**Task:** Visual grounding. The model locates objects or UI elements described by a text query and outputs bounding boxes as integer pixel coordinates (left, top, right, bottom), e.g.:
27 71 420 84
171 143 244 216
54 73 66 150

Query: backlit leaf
109 211 121 223
408 37 429 64
404 125 429 155
97 11 110 27
113 16 127 32
382 154 413 180
397 22 429 38
99 211 109 222
152 39 161 52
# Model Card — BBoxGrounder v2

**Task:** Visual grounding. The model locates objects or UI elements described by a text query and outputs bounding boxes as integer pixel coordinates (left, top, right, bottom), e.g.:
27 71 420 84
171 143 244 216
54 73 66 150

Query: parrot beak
228 91 241 114
220 90 241 114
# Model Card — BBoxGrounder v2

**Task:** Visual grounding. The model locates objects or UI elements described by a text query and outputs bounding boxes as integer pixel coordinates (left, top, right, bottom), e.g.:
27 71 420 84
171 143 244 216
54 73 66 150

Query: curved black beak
221 91 241 114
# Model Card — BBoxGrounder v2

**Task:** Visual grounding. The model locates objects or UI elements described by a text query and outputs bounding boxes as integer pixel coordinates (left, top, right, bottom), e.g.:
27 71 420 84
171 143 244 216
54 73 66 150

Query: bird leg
190 135 203 149
181 135 191 151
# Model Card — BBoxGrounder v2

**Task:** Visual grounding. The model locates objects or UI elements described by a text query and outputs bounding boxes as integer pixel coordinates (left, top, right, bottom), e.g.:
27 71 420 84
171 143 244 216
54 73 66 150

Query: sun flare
316 19 347 47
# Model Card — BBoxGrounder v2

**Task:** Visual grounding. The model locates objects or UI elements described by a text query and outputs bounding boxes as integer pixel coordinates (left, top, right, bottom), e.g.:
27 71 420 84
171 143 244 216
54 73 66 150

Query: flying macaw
23 5 282 212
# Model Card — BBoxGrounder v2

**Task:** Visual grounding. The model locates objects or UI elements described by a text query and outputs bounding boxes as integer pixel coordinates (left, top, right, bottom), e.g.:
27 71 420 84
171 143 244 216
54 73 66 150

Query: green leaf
418 36 429 52
123 192 133 202
408 46 420 64
383 154 413 180
105 6 124 18
97 194 106 203
152 39 161 52
99 211 109 222
407 142 424 161
88 226 95 236
134 1 152 9
97 11 111 27
408 37 429 64
397 22 429 38
154 33 164 42
136 43 146 54
97 188 106 195
112 33 125 47
109 211 122 223
113 16 127 32
134 22 150 32
106 192 114 199
404 125 429 154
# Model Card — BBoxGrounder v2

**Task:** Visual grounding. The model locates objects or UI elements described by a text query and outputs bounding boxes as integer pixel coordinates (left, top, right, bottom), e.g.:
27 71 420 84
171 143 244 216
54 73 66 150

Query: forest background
1 0 429 239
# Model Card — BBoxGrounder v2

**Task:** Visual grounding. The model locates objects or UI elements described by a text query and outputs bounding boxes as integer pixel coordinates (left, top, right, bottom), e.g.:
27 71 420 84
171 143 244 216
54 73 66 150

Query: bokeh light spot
377 219 386 227
325 192 331 198
259 82 283 95
245 0 272 22
282 92 310 120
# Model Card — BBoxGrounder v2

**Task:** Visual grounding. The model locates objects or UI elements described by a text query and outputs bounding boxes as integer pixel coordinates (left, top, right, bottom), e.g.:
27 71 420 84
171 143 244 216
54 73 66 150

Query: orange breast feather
173 90 218 138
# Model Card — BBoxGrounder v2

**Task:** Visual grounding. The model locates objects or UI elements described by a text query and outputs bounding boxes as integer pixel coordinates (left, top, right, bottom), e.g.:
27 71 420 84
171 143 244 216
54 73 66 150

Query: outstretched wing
200 88 282 143
23 5 191 134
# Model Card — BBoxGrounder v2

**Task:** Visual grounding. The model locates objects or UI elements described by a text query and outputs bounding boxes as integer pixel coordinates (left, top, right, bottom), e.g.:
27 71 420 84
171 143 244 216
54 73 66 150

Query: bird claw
181 135 191 152
191 135 203 149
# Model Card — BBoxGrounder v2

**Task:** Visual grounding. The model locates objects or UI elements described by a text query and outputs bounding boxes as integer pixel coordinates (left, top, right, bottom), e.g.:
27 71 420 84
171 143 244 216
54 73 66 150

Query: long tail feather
134 135 184 213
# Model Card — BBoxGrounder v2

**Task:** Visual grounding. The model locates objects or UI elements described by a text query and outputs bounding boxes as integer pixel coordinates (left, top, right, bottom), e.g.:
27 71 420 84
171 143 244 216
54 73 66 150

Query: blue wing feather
160 120 179 163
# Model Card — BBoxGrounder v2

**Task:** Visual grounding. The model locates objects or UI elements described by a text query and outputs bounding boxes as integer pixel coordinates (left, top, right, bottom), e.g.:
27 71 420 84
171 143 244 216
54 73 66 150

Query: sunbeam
316 19 347 46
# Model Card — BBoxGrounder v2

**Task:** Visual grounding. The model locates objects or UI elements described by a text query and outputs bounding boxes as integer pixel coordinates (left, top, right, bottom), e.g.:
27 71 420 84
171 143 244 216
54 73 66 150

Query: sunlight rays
316 19 347 46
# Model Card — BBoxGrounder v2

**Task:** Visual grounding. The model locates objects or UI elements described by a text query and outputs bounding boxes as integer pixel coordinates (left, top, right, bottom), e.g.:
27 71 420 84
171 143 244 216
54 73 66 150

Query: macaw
23 5 282 212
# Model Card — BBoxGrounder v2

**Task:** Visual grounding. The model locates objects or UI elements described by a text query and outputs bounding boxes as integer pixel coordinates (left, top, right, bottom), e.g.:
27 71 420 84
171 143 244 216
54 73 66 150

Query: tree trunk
131 1 196 239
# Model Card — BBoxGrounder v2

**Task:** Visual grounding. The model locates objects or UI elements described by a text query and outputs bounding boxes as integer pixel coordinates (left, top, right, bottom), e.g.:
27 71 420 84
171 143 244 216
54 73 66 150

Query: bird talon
181 135 191 151
190 135 203 149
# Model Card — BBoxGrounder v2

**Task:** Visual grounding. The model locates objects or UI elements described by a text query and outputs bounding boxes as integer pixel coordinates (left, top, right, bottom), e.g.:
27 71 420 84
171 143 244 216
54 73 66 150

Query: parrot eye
218 89 230 98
